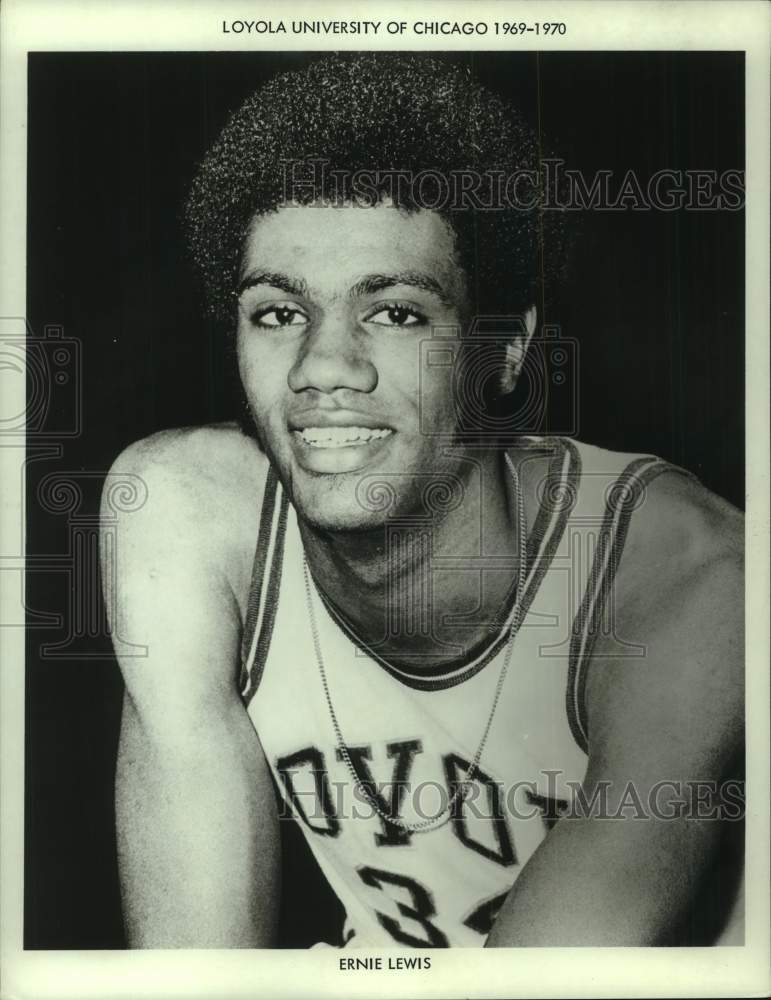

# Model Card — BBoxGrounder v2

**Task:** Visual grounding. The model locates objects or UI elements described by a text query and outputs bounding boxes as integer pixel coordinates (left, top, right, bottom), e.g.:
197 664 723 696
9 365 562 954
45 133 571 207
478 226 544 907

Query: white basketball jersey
239 437 735 947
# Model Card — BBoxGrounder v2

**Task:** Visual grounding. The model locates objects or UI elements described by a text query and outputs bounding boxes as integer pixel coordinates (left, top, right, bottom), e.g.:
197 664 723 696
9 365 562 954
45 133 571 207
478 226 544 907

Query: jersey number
357 867 513 945
357 866 449 947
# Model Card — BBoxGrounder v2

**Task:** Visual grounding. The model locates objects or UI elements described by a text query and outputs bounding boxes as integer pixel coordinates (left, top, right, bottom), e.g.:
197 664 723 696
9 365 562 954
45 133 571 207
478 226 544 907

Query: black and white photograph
2 2 769 998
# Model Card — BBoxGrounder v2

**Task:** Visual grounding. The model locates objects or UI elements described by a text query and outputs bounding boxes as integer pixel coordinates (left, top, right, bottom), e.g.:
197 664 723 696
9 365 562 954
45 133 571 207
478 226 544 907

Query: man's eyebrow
236 269 455 304
349 272 453 303
236 270 309 298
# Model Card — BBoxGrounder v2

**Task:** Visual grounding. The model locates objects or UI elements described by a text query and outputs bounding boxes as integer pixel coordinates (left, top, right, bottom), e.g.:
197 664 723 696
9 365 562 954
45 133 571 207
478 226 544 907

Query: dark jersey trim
243 487 290 707
312 438 580 692
239 466 279 695
565 460 697 754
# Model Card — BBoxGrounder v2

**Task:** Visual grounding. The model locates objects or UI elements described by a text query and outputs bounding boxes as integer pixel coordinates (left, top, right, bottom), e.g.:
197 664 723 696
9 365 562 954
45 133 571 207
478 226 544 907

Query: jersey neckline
308 438 582 692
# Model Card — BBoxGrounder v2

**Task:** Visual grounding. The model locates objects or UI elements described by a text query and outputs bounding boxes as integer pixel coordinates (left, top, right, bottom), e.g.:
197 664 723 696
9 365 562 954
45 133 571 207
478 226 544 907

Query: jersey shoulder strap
239 466 289 704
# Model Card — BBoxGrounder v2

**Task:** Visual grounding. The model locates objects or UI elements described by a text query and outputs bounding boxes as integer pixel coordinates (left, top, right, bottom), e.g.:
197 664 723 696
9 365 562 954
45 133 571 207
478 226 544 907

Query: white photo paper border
1 1 768 997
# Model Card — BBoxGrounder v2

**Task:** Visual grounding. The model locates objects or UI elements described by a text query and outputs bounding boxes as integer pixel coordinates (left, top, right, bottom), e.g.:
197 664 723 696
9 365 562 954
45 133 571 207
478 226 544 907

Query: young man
102 54 744 948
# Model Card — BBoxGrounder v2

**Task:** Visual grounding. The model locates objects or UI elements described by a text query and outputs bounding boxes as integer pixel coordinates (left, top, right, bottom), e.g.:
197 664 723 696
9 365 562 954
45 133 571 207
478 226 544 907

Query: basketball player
102 54 744 948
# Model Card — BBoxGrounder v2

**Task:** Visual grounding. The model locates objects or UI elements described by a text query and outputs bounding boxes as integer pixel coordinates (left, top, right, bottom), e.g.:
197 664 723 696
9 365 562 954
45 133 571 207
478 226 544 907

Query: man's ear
499 305 537 395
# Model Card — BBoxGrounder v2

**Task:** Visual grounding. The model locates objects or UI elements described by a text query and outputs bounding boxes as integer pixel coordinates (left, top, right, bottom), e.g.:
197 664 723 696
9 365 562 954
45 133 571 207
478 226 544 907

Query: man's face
236 202 470 532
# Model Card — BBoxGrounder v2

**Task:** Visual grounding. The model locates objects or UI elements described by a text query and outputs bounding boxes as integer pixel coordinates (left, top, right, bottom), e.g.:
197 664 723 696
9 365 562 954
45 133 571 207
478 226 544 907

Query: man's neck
298 446 538 668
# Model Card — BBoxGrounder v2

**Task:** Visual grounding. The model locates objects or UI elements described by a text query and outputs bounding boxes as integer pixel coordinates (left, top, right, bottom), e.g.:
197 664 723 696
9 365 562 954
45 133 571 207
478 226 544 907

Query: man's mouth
296 426 393 449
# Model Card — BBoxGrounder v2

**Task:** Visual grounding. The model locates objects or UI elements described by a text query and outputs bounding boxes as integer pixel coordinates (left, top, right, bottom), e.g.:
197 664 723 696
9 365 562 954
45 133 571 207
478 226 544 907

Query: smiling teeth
299 426 392 448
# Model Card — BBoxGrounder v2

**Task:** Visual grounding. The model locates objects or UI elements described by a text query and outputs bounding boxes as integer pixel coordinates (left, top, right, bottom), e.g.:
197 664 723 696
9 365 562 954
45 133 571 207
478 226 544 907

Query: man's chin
288 473 393 536
294 501 391 537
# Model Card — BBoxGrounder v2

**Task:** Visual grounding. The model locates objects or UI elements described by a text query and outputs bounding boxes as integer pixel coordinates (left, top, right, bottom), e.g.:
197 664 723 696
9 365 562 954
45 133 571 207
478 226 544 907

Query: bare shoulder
586 469 744 772
108 421 267 494
104 422 271 610
618 468 743 604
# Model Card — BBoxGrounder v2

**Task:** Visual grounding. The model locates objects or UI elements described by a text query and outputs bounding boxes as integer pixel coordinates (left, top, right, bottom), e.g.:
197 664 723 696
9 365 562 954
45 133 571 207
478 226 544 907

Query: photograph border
1 1 769 998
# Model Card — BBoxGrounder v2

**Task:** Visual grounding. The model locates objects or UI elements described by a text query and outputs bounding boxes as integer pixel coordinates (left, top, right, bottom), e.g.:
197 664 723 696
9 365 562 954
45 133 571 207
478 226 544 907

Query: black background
25 51 744 948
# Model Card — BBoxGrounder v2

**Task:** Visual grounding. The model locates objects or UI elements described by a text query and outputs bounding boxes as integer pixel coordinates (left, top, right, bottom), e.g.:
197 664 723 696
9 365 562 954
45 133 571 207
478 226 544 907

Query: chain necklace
302 452 528 834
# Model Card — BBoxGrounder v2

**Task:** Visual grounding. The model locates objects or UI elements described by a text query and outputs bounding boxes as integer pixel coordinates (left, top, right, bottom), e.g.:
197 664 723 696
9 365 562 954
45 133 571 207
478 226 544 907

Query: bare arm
487 486 744 946
103 433 279 947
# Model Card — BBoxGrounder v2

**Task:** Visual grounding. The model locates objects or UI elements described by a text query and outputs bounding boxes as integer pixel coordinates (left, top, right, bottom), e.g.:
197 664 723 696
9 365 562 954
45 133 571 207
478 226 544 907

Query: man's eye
365 304 426 328
252 305 309 328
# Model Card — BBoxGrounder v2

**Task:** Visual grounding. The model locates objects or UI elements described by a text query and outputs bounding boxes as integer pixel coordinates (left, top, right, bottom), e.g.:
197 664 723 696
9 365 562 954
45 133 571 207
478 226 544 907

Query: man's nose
287 313 378 394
